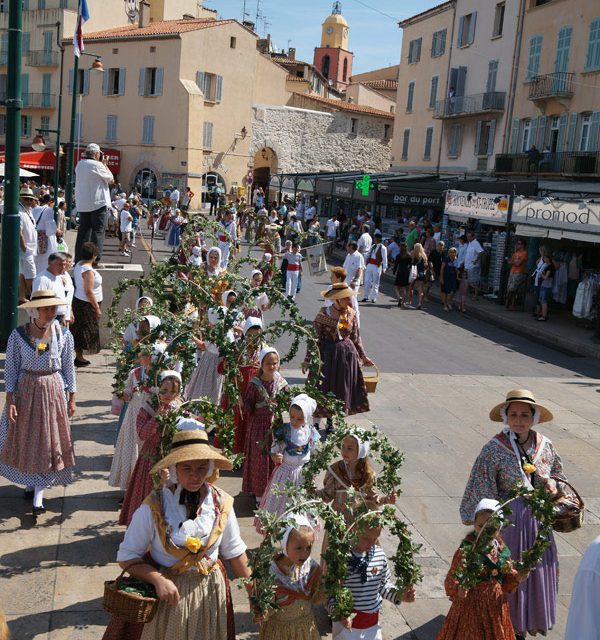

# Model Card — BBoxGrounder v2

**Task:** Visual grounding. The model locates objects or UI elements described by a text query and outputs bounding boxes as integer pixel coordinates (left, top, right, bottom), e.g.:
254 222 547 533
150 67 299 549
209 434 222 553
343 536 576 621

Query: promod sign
512 198 600 234
444 190 509 225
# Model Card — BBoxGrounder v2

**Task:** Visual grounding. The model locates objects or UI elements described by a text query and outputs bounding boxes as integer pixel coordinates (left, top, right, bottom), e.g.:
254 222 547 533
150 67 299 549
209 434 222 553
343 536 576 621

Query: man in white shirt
169 186 180 210
18 187 39 300
119 203 133 256
32 252 70 324
74 142 114 265
343 241 365 292
218 209 237 267
357 224 373 261
304 202 317 223
325 214 340 257
565 534 600 639
362 231 388 303
464 230 485 300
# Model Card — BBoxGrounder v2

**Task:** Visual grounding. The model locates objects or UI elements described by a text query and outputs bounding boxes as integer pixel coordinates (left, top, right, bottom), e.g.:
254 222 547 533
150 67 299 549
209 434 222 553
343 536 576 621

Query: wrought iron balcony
433 92 506 119
528 72 574 101
26 50 60 67
0 93 56 108
495 151 600 177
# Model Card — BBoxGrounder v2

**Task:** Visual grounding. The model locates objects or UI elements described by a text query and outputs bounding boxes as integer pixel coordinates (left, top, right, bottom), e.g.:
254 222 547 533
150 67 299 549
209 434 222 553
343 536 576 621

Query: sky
205 0 442 74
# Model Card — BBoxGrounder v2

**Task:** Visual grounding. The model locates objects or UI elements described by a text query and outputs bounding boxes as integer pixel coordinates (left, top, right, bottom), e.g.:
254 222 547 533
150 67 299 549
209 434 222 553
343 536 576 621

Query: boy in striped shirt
330 524 416 639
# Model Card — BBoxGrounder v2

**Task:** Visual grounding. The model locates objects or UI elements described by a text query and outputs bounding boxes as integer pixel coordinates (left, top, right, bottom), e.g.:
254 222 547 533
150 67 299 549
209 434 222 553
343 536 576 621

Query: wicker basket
552 476 584 533
363 364 379 394
103 566 158 624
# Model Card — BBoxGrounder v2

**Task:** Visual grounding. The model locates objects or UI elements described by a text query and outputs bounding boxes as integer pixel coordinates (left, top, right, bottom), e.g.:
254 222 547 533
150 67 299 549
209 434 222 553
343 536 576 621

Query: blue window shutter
474 120 482 155
215 75 223 103
196 71 205 93
585 18 600 71
457 16 465 47
530 116 538 149
424 127 433 159
26 115 32 137
113 116 118 141
43 30 52 53
556 113 568 151
537 115 547 146
102 70 109 96
429 76 438 108
68 69 74 95
139 68 146 96
440 29 446 55
468 12 477 45
416 38 422 62
106 116 111 141
83 68 90 95
526 35 542 80
554 26 572 74
118 68 126 96
566 112 578 151
21 73 29 106
149 116 154 143
487 119 496 156
142 116 149 143
588 110 600 151
155 68 164 96
510 118 520 153
406 81 414 111
486 60 498 93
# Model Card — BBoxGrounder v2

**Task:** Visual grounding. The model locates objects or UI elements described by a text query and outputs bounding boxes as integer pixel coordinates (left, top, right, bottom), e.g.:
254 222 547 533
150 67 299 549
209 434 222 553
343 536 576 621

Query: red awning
19 150 57 170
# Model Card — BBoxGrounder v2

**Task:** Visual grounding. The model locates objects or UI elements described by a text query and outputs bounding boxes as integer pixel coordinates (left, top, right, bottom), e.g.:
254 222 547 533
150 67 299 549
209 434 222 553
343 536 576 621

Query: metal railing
528 72 574 100
434 91 506 118
26 50 60 66
0 92 56 108
495 151 600 176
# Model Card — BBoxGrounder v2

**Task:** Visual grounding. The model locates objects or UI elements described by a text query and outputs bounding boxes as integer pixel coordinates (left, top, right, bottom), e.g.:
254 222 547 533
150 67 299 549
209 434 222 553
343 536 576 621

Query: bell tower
313 1 353 91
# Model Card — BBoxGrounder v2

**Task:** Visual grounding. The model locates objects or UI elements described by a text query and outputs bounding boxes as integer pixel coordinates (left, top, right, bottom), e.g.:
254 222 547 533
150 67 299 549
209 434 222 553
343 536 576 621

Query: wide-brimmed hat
19 187 38 200
320 282 358 300
18 289 65 309
150 429 233 474
489 389 553 423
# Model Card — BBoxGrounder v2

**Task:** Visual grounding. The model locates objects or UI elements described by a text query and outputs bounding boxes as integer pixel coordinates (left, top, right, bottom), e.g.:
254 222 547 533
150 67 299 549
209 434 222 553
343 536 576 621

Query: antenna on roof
332 1 342 15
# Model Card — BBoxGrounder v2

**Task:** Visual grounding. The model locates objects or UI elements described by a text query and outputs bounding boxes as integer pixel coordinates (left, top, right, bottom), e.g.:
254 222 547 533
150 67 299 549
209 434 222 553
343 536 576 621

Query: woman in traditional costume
0 290 76 516
460 389 566 639
103 425 251 640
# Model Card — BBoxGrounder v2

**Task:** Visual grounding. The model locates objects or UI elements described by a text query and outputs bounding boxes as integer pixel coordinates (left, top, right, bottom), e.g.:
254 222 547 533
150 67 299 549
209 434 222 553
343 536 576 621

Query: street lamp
64 52 104 226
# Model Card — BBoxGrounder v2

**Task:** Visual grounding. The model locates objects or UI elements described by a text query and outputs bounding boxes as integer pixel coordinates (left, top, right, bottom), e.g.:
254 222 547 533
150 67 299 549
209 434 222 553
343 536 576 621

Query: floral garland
454 483 556 590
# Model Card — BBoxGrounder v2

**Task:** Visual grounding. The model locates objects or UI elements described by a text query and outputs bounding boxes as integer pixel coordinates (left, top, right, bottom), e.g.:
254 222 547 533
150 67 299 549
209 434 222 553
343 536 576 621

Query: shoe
370 300 376 303
360 298 368 303
24 489 34 500
32 506 46 516
537 316 547 321
397 301 402 307
131 243 136 247
74 358 91 367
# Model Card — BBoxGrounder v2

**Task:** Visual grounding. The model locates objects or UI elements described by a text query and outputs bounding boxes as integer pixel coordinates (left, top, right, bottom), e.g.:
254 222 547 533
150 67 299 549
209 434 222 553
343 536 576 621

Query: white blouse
117 485 246 568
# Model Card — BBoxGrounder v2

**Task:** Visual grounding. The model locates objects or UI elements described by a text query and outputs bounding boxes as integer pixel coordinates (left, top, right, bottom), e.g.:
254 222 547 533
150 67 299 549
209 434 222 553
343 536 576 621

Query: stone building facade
250 101 392 175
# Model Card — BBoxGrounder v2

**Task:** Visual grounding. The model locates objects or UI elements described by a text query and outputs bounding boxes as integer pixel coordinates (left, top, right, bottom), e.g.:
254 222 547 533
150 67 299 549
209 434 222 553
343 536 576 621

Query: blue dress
441 257 458 293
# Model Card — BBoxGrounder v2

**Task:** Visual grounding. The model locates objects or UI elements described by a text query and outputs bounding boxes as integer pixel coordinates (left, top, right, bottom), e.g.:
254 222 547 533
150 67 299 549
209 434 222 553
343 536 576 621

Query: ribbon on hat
243 316 263 335
281 514 313 557
290 393 317 425
348 431 370 459
259 346 279 365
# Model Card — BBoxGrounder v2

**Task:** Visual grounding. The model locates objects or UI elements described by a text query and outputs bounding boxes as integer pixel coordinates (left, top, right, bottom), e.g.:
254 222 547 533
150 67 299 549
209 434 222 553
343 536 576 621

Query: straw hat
18 289 66 309
19 187 38 200
489 389 553 423
320 282 358 300
150 429 233 474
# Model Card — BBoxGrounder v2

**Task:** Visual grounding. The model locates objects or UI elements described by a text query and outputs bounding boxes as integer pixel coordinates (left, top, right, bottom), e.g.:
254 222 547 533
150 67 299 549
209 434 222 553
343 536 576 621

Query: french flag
73 0 90 58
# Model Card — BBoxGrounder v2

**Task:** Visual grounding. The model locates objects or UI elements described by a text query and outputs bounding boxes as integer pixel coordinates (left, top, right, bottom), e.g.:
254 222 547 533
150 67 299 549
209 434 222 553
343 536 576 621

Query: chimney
242 20 256 32
288 47 296 60
139 1 150 28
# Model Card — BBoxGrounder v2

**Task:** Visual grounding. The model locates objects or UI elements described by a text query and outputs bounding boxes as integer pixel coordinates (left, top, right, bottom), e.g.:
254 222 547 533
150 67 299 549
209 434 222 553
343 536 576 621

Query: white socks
33 487 44 508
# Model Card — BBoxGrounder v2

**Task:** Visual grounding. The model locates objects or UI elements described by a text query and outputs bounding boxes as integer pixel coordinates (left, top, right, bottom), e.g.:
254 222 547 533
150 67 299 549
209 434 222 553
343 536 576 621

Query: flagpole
64 51 79 226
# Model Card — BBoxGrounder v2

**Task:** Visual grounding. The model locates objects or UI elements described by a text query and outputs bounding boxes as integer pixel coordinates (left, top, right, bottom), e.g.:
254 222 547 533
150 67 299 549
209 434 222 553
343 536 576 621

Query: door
549 115 560 152
42 30 53 65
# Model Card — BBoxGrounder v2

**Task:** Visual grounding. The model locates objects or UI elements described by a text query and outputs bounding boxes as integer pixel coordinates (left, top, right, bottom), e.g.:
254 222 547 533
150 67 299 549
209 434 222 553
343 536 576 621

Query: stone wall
251 104 392 174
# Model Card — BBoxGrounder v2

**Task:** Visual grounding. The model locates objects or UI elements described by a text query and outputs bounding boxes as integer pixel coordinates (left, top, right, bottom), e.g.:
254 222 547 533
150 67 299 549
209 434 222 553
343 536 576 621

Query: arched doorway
201 171 226 205
253 147 278 203
133 167 158 200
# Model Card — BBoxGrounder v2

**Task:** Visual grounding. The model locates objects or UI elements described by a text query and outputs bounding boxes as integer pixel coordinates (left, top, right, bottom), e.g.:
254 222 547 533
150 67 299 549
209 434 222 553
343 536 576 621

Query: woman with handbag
460 389 568 640
408 242 428 310
103 425 251 640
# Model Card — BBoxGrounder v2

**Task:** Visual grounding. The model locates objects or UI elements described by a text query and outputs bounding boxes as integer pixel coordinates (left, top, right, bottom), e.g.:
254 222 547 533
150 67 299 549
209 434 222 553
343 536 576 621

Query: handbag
408 265 418 284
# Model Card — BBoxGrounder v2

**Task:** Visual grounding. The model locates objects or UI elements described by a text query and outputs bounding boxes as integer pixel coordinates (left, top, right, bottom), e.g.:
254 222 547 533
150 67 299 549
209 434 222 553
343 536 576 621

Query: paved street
1 236 599 639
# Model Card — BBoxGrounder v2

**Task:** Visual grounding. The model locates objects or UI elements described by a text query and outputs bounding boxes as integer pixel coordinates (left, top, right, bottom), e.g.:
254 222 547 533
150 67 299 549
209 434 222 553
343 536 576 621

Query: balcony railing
433 91 506 119
528 72 574 101
495 151 600 177
0 93 56 108
26 50 60 67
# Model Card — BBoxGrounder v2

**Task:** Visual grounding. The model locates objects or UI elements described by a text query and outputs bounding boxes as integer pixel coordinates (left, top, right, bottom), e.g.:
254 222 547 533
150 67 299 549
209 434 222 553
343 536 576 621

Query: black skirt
71 297 101 354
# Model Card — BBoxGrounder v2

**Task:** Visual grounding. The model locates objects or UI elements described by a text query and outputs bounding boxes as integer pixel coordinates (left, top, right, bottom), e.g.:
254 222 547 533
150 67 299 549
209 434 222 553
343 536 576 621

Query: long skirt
0 371 75 486
102 561 235 640
108 392 147 490
71 298 101 354
185 350 224 405
118 438 159 526
503 497 558 635
260 600 320 640
241 410 274 498
315 337 369 417
255 460 304 533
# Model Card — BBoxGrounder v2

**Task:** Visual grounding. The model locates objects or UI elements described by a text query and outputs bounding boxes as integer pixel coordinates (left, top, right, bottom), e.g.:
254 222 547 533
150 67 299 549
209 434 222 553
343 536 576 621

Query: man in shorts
18 187 39 301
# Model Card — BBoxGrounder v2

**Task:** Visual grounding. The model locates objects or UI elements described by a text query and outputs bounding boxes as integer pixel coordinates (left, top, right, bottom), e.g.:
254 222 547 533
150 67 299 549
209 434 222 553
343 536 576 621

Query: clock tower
313 1 353 91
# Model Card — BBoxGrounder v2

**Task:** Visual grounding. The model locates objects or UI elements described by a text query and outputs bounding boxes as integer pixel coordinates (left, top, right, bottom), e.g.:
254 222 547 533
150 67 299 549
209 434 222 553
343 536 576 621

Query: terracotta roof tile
286 74 309 83
77 18 236 42
293 92 395 119
361 79 398 90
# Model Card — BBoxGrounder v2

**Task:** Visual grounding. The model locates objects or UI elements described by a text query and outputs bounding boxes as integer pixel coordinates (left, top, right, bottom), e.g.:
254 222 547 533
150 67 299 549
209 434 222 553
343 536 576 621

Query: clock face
326 26 333 34
344 27 349 37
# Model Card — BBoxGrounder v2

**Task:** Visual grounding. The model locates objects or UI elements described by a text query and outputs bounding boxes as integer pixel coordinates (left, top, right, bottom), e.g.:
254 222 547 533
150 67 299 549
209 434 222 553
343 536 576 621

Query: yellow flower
522 463 536 475
37 342 48 354
185 537 202 554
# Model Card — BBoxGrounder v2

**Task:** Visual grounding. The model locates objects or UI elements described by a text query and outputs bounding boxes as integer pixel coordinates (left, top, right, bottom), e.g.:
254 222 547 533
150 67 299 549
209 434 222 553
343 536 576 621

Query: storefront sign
444 190 509 224
316 179 353 197
355 175 375 197
391 194 442 207
512 198 600 235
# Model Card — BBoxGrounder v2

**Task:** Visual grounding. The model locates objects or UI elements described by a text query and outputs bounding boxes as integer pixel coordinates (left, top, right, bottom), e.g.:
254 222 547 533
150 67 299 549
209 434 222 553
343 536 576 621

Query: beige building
0 0 195 165
349 64 399 104
497 0 600 177
391 2 453 172
61 13 290 200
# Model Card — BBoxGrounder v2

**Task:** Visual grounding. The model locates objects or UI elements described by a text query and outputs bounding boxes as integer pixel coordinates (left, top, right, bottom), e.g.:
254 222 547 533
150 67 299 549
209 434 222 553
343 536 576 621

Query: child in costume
436 498 527 640
330 522 416 639
257 514 324 640
242 347 288 505
256 394 320 532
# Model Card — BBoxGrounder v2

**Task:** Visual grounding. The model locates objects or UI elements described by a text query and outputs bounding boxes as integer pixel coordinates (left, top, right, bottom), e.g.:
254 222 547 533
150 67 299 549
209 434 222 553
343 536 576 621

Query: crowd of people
0 149 596 640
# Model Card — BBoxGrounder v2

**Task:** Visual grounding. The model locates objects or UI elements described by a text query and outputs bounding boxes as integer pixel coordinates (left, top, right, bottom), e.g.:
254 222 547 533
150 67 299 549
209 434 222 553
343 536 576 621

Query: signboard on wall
74 147 121 175
444 189 509 225
512 198 600 235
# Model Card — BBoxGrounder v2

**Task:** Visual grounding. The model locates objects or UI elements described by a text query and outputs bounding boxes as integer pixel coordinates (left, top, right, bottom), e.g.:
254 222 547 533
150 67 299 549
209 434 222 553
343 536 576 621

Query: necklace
33 319 47 331
517 432 532 446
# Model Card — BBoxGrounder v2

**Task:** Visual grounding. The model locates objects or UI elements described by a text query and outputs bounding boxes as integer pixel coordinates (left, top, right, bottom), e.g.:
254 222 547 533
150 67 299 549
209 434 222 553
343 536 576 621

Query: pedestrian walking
409 243 428 310
506 240 529 311
440 247 458 311
362 231 388 304
343 241 365 294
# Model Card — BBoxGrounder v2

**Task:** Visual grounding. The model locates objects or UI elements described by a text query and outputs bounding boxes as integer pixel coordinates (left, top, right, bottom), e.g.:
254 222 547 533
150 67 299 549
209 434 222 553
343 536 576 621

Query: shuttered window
203 121 214 149
429 76 438 109
142 115 155 144
401 129 410 160
423 127 434 160
526 35 542 80
106 115 118 143
585 17 600 72
406 81 415 112
448 124 462 156
431 29 446 57
408 38 422 64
